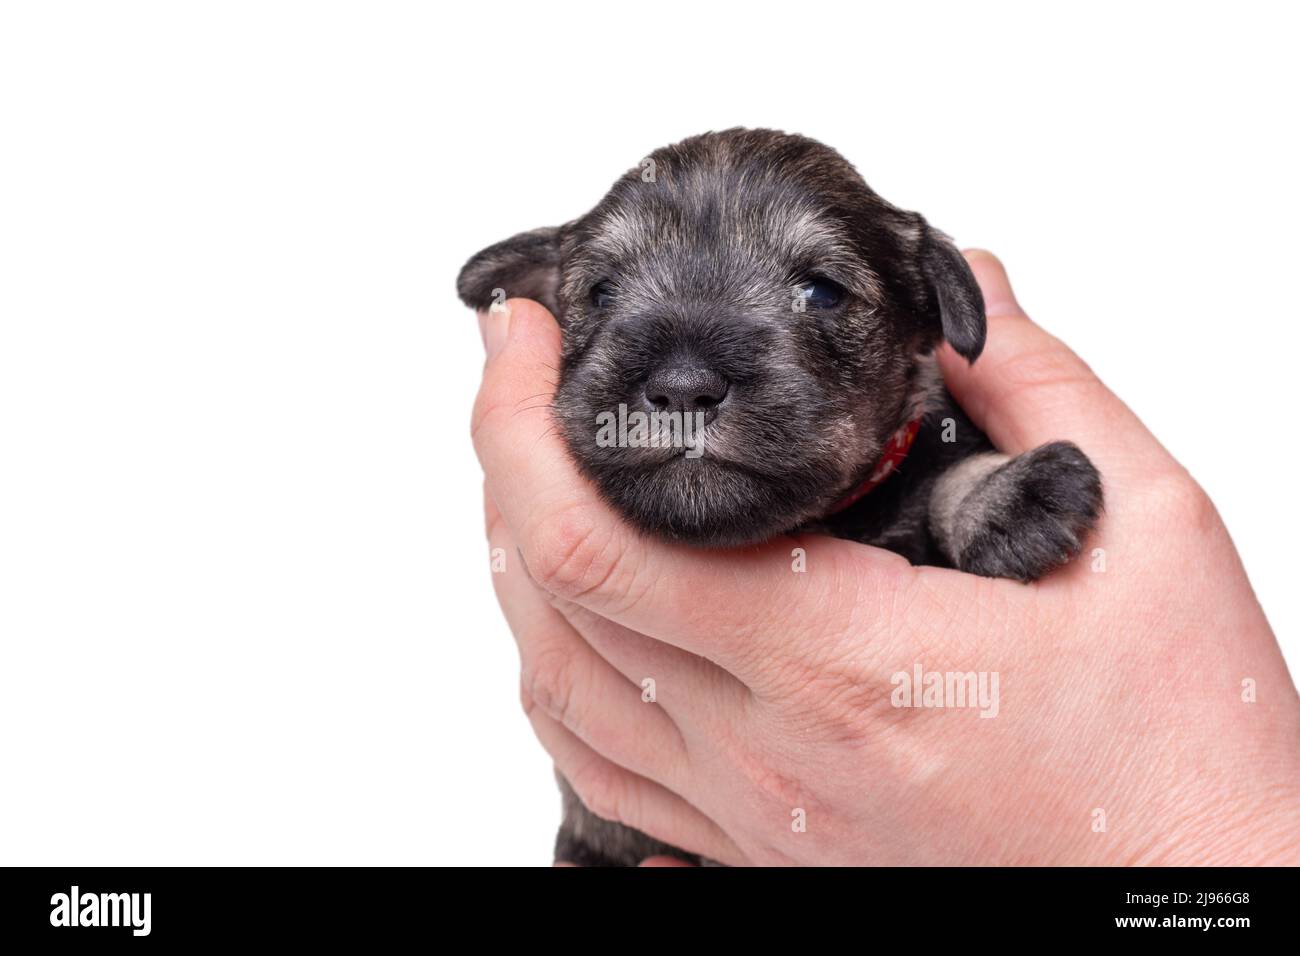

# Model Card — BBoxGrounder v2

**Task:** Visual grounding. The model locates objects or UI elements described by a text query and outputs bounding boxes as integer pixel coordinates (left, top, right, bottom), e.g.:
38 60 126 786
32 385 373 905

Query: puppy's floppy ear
456 225 562 316
920 227 986 362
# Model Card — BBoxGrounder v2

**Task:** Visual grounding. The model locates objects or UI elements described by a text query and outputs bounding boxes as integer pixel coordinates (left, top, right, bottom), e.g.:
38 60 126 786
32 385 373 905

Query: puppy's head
459 129 984 546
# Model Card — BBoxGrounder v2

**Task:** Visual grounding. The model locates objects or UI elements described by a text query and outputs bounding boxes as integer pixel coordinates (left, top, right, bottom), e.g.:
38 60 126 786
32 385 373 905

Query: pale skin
473 251 1300 866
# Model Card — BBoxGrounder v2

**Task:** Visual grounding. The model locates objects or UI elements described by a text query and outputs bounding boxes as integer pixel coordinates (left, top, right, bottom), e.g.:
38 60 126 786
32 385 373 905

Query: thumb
965 248 1026 320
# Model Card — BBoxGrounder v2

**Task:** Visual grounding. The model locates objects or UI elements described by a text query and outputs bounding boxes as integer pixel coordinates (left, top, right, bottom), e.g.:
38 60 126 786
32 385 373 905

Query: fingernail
479 304 511 360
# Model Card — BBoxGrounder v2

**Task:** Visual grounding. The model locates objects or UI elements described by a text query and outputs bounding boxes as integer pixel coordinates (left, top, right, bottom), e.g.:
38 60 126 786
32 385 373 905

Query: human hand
473 251 1300 865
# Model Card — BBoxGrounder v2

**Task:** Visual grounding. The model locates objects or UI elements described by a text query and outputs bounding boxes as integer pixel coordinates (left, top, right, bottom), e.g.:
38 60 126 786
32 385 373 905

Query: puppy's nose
643 365 729 421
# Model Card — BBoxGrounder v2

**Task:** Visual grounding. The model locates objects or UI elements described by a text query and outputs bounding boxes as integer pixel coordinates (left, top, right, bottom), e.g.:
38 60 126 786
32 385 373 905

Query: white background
1 2 1296 865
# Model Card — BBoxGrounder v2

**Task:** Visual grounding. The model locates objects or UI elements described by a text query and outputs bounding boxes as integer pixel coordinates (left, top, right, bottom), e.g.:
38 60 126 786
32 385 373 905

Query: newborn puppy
458 128 1102 865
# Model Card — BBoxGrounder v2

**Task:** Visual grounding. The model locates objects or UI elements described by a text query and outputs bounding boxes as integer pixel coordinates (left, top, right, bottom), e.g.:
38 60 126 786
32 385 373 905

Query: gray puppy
458 129 1102 866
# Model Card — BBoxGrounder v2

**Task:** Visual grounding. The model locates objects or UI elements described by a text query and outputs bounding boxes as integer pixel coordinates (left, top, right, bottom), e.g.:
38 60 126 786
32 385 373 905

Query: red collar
828 418 922 514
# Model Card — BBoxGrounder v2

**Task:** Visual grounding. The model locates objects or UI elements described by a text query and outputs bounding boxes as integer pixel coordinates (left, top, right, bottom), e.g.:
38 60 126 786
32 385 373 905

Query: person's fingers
524 699 747 865
486 486 738 729
472 299 942 689
549 597 748 728
938 251 1182 493
485 487 689 791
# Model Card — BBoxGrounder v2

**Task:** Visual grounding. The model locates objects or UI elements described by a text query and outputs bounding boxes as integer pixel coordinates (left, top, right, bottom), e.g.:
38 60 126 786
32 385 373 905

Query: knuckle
525 502 631 603
1140 468 1218 532
469 385 515 455
715 721 822 822
484 503 507 544
568 760 628 825
521 644 581 729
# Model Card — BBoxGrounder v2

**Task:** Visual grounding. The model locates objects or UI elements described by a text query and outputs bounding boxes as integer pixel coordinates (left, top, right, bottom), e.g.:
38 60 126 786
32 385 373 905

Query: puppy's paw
954 441 1102 582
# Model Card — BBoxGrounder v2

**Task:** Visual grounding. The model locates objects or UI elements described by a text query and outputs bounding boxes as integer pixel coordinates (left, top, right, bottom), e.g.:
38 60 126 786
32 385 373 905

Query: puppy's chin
591 456 820 548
